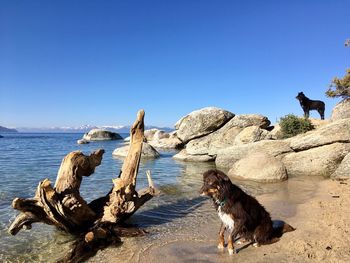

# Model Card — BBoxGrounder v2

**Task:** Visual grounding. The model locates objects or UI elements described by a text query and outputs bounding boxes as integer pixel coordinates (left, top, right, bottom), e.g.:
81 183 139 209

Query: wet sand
89 178 350 263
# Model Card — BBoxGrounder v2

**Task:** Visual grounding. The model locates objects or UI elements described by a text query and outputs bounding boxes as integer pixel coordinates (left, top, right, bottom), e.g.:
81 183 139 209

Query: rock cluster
112 100 350 182
169 104 350 182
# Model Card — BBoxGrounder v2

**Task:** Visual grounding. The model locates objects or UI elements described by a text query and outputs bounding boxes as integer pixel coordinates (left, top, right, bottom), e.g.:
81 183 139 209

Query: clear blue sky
0 0 349 128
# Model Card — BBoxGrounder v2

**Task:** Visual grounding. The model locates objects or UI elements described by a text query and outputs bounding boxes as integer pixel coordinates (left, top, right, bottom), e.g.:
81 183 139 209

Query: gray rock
186 126 242 155
331 99 350 121
148 131 183 149
331 152 350 179
290 119 350 151
233 126 271 145
282 143 350 177
173 149 215 162
153 130 170 140
175 107 234 143
228 152 287 182
308 118 330 129
215 140 293 169
83 129 122 141
186 114 272 156
77 139 89 144
226 114 271 129
269 124 281 140
112 142 160 159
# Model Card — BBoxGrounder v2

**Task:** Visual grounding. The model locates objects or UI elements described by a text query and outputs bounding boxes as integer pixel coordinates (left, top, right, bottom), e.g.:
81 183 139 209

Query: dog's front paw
217 243 225 250
236 239 244 245
228 248 237 255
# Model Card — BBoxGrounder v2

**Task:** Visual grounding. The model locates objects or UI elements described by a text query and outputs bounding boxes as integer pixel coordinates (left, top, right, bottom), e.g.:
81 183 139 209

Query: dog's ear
215 170 230 182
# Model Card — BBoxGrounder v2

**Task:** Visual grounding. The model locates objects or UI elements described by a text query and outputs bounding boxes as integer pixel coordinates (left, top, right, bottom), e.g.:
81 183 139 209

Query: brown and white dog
200 169 295 255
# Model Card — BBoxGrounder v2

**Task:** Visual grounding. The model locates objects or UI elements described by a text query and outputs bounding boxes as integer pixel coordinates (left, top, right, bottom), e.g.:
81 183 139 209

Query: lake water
0 133 322 262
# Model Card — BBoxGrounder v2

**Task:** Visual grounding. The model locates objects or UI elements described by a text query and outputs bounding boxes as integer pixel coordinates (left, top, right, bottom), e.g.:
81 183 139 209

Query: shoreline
91 177 350 263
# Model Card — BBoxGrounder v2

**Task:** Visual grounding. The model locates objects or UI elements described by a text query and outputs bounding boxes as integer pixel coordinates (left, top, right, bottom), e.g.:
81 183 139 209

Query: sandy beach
90 177 350 263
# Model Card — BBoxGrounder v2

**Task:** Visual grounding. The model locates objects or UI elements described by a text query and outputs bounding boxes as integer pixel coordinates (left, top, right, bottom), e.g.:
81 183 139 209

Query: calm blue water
0 133 320 262
0 133 218 262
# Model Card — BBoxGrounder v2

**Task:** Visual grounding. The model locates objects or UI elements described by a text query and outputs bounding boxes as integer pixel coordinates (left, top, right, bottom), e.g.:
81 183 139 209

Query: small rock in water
77 139 89 144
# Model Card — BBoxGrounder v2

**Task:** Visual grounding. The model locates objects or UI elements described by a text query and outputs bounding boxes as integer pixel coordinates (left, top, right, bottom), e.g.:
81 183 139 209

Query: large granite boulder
175 107 234 143
226 114 271 129
185 126 242 155
83 129 122 141
228 152 287 182
331 99 350 121
282 143 350 177
185 114 271 156
289 119 350 151
215 140 293 168
112 142 160 159
173 149 215 162
331 152 350 179
233 126 271 145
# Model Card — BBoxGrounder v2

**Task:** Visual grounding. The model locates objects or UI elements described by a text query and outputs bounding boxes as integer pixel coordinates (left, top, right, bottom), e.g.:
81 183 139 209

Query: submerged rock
83 129 122 141
112 142 160 159
175 107 234 143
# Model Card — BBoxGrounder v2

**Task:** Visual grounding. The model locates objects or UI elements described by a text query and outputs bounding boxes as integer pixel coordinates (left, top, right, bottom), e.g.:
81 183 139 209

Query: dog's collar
215 198 226 207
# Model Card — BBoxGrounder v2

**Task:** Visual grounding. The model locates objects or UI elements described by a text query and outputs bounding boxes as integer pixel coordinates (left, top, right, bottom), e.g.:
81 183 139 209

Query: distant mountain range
0 126 18 133
14 125 173 133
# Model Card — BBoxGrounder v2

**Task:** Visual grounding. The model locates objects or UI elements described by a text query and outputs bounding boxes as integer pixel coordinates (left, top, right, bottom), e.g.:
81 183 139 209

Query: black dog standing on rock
296 92 325 120
200 169 295 255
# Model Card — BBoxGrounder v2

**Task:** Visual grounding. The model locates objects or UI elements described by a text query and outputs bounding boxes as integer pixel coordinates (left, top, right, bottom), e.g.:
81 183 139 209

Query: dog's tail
272 221 296 238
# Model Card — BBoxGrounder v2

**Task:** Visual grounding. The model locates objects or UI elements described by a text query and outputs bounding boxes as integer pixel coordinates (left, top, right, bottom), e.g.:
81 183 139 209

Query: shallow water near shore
0 133 323 262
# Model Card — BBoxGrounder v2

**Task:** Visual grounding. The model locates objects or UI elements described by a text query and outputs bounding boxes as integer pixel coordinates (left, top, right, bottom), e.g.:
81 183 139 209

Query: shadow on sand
126 196 208 227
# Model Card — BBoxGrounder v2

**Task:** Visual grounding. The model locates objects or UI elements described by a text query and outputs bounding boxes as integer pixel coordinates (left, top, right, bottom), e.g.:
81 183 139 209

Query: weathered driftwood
101 110 158 223
9 109 158 262
9 149 105 235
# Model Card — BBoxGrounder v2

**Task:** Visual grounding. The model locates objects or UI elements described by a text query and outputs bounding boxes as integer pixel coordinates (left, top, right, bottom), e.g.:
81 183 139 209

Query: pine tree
326 69 350 98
